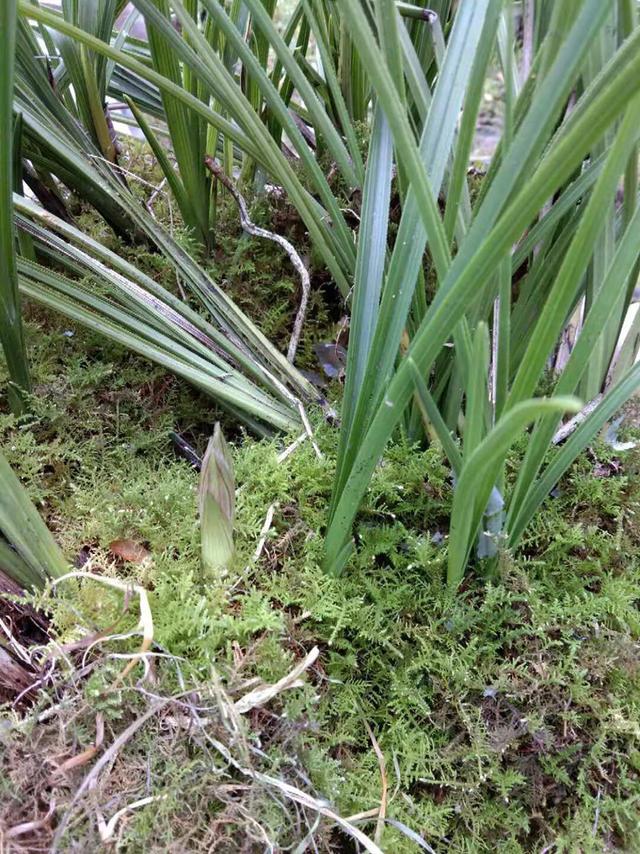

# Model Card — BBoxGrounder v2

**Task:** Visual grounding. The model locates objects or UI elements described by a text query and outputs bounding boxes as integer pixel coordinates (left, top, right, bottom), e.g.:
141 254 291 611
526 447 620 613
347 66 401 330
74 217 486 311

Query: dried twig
51 572 153 683
0 617 31 664
5 799 56 839
552 393 603 444
277 431 308 463
199 730 384 854
51 713 104 778
147 176 168 211
254 502 278 563
204 157 311 363
51 701 170 853
298 402 323 460
163 674 383 852
234 646 319 714
364 720 388 847
592 786 603 837
98 795 168 842
345 807 381 823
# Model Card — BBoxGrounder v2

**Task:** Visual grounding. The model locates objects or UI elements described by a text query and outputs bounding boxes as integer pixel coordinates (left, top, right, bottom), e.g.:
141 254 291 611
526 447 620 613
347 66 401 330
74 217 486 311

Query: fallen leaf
108 539 151 564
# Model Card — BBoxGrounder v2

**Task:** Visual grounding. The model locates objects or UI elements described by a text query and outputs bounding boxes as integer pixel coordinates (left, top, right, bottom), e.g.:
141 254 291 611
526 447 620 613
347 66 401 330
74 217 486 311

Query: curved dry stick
205 157 310 364
364 719 388 847
50 572 153 683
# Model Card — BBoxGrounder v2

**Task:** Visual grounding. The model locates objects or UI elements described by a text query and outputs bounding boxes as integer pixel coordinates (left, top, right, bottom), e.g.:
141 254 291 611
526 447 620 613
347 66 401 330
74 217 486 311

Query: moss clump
3 344 640 851
229 432 640 852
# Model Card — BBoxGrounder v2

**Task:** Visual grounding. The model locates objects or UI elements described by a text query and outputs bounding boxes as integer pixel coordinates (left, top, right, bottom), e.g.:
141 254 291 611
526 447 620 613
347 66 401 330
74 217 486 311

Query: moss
3 337 640 850
3 141 640 852
233 433 640 852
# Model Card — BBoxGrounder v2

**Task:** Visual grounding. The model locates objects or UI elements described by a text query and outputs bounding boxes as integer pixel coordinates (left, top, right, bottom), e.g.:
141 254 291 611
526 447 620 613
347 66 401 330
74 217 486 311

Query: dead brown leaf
108 539 151 564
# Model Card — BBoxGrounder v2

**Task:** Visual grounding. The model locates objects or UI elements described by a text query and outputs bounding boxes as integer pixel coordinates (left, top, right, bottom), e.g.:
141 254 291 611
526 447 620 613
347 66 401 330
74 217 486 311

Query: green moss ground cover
1 163 640 851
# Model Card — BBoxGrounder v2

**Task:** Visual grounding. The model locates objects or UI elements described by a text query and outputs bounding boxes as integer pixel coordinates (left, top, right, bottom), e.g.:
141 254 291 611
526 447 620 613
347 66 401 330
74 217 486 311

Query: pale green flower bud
199 424 235 577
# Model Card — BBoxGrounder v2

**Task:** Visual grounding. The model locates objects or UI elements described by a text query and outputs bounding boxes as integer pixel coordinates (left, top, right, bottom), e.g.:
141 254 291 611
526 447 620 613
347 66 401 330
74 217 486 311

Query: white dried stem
205 157 311 363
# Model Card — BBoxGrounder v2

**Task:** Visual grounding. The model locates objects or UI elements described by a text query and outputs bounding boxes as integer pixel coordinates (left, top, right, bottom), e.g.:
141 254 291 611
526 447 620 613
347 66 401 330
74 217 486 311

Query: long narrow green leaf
510 362 640 548
464 323 489 457
330 0 494 511
0 538 43 590
375 0 407 106
447 396 581 587
443 0 503 243
335 0 450 277
457 0 610 272
18 1 351 294
580 9 618 400
240 0 362 184
507 201 640 540
133 0 356 278
15 195 310 418
507 95 640 409
512 154 604 269
0 0 30 413
338 105 393 449
17 264 296 432
0 451 68 588
324 18 640 573
125 95 195 229
142 0 211 246
409 359 462 474
301 0 363 176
